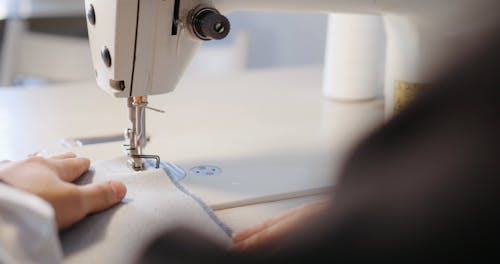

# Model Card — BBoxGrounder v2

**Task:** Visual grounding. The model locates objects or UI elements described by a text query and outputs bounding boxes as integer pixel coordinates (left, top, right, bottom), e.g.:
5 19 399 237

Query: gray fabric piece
155 162 233 236
60 157 231 264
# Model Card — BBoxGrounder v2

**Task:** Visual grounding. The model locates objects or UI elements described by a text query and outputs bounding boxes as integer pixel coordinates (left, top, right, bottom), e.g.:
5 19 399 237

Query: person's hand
0 153 126 230
231 200 331 253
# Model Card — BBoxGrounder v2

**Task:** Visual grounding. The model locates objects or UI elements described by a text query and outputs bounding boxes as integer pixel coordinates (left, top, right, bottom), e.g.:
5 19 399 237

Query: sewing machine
84 0 500 171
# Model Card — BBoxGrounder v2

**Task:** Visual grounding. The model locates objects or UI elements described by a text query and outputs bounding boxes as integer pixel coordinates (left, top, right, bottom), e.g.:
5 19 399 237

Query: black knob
192 8 230 41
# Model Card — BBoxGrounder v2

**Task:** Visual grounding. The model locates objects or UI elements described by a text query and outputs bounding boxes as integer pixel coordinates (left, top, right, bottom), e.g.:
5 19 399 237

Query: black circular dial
192 8 230 41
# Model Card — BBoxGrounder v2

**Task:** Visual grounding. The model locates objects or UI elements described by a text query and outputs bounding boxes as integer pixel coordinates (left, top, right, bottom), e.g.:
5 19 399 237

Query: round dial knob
191 8 230 41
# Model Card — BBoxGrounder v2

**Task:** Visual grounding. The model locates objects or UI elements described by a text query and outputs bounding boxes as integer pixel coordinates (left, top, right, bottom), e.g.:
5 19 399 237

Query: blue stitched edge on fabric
146 161 233 237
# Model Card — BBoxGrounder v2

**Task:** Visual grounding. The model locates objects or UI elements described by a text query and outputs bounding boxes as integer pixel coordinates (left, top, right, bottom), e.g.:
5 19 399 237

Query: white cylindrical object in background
322 13 386 101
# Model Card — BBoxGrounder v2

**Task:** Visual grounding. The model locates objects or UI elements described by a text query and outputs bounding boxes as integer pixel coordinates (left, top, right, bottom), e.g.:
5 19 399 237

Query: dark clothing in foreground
139 33 500 263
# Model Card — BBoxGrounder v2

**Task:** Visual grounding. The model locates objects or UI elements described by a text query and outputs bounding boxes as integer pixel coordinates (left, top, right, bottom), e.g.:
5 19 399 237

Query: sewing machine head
85 0 230 170
85 0 229 98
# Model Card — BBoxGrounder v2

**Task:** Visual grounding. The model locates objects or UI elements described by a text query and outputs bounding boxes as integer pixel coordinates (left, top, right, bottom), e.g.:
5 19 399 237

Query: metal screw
190 165 222 176
87 5 96 25
101 47 112 67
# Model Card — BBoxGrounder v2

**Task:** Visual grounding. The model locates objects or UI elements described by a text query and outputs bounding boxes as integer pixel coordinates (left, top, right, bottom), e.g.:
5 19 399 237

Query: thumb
79 181 127 214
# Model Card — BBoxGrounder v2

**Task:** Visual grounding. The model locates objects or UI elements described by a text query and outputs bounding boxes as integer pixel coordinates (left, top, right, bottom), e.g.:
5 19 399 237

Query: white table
0 66 384 230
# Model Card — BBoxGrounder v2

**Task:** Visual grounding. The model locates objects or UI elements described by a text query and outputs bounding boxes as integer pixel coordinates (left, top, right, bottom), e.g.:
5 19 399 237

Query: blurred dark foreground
138 27 500 263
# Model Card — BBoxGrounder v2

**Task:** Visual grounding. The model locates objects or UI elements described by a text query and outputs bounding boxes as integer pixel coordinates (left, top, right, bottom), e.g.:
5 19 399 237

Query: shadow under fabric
59 157 232 264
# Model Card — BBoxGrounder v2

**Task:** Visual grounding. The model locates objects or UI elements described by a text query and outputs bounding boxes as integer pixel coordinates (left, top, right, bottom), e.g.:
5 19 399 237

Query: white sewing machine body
84 0 500 169
86 0 201 98
86 0 500 100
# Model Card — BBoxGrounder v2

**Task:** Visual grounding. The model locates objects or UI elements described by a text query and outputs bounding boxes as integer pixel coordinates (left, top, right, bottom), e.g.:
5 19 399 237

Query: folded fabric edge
145 161 233 237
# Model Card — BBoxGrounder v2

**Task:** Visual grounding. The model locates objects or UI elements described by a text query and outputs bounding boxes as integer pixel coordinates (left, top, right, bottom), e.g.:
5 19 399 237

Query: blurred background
0 0 327 87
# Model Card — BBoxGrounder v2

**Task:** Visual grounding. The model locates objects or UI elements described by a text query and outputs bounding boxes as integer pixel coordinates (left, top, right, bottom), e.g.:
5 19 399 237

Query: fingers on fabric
17 155 89 182
53 157 91 182
58 181 126 230
231 216 296 252
53 185 89 230
232 207 302 243
231 200 331 252
50 152 77 160
79 181 127 215
231 201 327 242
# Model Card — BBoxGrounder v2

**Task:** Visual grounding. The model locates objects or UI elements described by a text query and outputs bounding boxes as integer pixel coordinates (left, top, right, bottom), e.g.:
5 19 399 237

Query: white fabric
0 183 63 264
60 157 231 264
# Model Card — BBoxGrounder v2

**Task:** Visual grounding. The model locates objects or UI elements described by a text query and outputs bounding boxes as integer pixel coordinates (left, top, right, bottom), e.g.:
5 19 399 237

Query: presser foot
127 154 161 171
